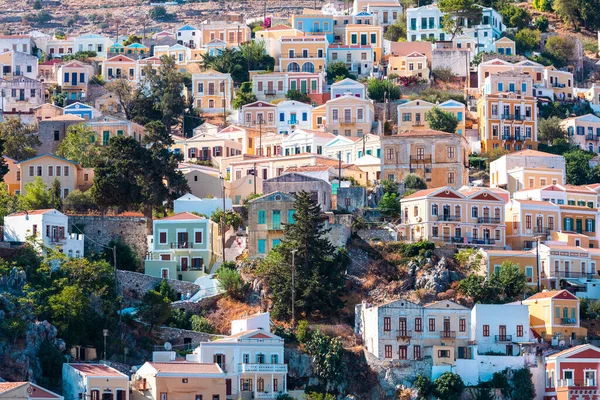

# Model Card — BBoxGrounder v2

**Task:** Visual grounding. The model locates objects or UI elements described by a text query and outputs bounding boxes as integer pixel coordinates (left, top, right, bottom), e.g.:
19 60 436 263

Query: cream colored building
85 115 146 145
561 114 600 153
545 66 574 101
397 99 466 134
239 100 277 131
493 37 515 55
191 70 234 112
399 186 506 247
323 94 374 137
380 130 470 188
279 36 327 74
63 364 129 400
387 51 429 78
171 131 243 165
0 382 62 400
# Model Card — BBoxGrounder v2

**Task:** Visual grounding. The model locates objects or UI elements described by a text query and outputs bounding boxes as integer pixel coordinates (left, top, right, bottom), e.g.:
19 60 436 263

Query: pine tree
259 191 348 319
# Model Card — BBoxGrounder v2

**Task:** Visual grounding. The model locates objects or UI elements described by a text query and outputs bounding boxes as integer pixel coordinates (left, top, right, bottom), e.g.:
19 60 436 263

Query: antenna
164 342 172 351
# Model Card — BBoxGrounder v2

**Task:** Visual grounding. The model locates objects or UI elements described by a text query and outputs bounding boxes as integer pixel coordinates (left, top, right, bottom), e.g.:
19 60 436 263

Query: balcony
264 89 277 96
558 379 597 388
552 83 566 88
339 118 356 125
501 134 514 140
413 120 423 127
495 335 512 342
440 330 456 339
237 363 288 373
409 155 432 163
286 53 324 59
501 114 525 121
533 226 551 235
562 318 577 325
477 217 501 224
396 330 412 340
267 223 283 231
50 236 67 243
586 135 600 141
551 271 596 279
286 120 299 125
441 236 465 244
470 238 496 245
439 215 461 222
170 242 194 249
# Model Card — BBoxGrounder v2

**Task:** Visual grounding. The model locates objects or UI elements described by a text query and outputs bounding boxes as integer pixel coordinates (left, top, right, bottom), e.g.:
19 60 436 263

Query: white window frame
160 268 169 279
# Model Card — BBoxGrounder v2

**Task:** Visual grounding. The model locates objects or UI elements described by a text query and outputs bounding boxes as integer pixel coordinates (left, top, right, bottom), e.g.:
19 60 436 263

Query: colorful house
191 70 234 112
279 36 328 74
543 344 600 400
62 364 129 400
0 382 63 400
522 290 587 341
291 13 334 42
56 60 94 102
344 24 383 64
247 192 296 258
324 94 375 137
63 102 100 120
144 212 220 281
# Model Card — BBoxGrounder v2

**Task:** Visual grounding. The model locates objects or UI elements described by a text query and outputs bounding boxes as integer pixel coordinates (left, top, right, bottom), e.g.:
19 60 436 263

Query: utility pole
113 245 118 296
258 115 263 156
338 151 342 181
222 80 228 127
291 249 297 329
253 162 257 194
536 237 540 292
220 173 226 263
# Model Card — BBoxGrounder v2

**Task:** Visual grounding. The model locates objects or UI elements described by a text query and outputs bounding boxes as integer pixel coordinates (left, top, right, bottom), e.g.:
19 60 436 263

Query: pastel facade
281 129 334 157
0 76 44 115
522 290 587 341
327 44 374 77
18 154 94 198
397 99 466 134
63 102 100 120
477 91 538 152
199 22 250 49
275 100 313 134
471 304 531 355
191 71 234 111
45 37 74 58
176 25 201 48
279 36 328 74
172 132 242 164
240 101 277 131
144 212 220 281
101 55 137 82
325 133 381 163
3 209 84 257
251 71 326 100
62 364 129 400
0 35 33 54
332 12 376 42
85 116 146 145
153 44 192 64
0 50 38 80
343 25 383 63
366 2 403 27
56 61 95 102
482 71 534 96
291 14 334 42
330 78 366 99
74 34 113 58
187 313 288 399
493 37 515 55
543 344 600 400
561 114 600 154
247 192 295 257
0 382 62 400
387 51 429 78
324 94 375 137
399 186 506 247
504 198 561 250
545 66 574 101
380 130 470 188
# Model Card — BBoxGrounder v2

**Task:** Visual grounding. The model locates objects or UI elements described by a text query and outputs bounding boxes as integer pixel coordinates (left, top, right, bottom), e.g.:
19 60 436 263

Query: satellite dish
131 366 138 374
164 342 172 351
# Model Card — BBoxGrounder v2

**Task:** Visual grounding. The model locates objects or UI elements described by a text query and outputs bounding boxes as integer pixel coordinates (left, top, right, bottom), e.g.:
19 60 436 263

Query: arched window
301 62 315 73
219 81 225 92
287 62 300 72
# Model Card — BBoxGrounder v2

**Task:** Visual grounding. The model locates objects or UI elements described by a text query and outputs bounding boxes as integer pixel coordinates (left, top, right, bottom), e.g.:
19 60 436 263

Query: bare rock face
0 267 26 292
415 257 453 293
285 347 314 378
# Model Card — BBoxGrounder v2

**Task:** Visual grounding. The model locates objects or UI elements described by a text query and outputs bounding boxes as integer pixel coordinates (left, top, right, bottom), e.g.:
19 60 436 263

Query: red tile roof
29 384 62 399
9 209 54 217
68 364 125 377
149 362 222 374
524 289 579 301
0 382 27 393
158 212 205 221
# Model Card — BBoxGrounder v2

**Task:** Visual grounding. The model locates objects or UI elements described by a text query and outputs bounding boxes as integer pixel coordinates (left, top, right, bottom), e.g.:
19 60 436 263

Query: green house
144 212 219 282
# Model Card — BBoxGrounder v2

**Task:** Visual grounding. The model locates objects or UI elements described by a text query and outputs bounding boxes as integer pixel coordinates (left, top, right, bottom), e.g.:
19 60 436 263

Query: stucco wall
117 270 200 301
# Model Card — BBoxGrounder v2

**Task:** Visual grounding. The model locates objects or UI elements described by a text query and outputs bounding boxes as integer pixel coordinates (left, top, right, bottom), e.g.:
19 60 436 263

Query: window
384 345 392 358
517 325 523 337
256 353 265 364
159 231 167 244
54 130 60 141
413 345 421 360
56 166 61 176
459 318 466 332
447 172 455 184
195 231 203 244
258 210 266 224
431 204 438 216
48 166 53 176
64 166 69 176
438 350 450 358
37 166 42 176
428 318 435 332
447 146 455 158
383 317 391 331
483 325 490 336
399 346 407 360
29 166 34 176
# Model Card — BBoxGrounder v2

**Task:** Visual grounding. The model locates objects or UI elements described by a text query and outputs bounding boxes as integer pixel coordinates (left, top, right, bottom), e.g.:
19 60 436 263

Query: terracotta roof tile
68 364 125 377
149 362 222 374
9 209 54 217
158 212 205 221
0 382 27 393
524 289 579 301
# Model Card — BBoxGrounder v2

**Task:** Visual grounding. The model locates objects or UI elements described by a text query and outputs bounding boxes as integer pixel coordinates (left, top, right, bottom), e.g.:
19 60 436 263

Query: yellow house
102 55 137 82
505 198 561 250
344 24 383 63
561 114 600 153
482 248 538 286
56 60 94 102
493 37 515 56
477 91 538 152
399 186 507 247
18 154 94 198
85 115 147 145
200 22 250 48
545 66 574 101
132 362 226 400
324 94 374 137
191 70 234 112
153 44 192 65
522 290 587 341
279 36 327 73
63 364 129 400
311 104 326 129
387 51 429 78
398 99 466 134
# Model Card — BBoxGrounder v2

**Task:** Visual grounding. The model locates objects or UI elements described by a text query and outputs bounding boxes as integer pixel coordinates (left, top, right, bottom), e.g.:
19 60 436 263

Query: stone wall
325 213 353 249
153 325 225 347
171 294 222 313
117 270 200 303
68 215 148 261
365 350 433 396
357 227 397 242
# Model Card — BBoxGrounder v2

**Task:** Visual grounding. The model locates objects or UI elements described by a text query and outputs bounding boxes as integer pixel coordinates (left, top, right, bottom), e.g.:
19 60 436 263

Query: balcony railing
237 363 288 373
533 226 551 234
477 217 501 224
495 335 512 342
558 379 596 387
410 155 432 163
551 271 597 279
50 236 66 243
501 114 525 121
470 238 496 245
501 134 514 140
439 214 461 222
552 83 566 88
339 118 356 125
441 236 464 244
285 53 324 59
267 223 283 231
170 242 193 249
562 318 577 325
396 330 412 340
440 330 456 338
413 120 423 127
586 135 600 141
264 89 277 95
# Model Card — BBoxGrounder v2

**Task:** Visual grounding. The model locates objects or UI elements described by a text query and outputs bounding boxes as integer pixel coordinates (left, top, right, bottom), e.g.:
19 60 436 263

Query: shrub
432 67 456 81
216 267 245 300
297 319 310 343
190 315 215 333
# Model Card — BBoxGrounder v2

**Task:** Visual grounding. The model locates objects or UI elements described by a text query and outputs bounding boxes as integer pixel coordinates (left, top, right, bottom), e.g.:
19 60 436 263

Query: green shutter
588 201 594 208
592 219 596 233
257 239 266 254
117 130 124 136
571 308 576 319
370 33 376 43
258 210 266 224
555 307 560 318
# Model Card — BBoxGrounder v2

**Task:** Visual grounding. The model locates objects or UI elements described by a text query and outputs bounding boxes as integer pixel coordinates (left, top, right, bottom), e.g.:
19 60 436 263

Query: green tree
286 89 312 104
156 280 179 301
499 4 531 29
495 261 527 301
99 239 141 272
216 267 245 300
0 118 41 161
403 173 427 190
258 191 349 319
379 192 401 216
565 149 597 185
384 19 407 41
553 0 579 27
533 0 553 11
543 35 576 68
538 117 566 144
150 5 167 20
510 368 536 400
426 107 459 133
0 183 18 224
414 375 434 400
122 34 142 46
367 78 401 102
0 138 9 182
211 209 243 231
20 177 52 210
191 315 215 333
433 372 465 400
33 0 42 9
232 82 257 109
515 29 541 54
56 124 99 167
296 320 310 343
48 285 89 343
63 189 96 213
457 261 526 303
326 61 353 82
438 0 482 39
305 330 344 389
534 15 550 31
136 290 172 333
104 78 135 119
50 178 62 210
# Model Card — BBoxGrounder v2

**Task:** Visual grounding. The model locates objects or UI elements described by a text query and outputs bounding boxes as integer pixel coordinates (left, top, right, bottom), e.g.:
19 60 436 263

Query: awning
560 279 587 289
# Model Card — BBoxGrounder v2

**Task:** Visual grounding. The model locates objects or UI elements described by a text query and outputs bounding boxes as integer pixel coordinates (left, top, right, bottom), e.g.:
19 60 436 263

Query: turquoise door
257 239 266 254
272 210 281 229
272 239 281 248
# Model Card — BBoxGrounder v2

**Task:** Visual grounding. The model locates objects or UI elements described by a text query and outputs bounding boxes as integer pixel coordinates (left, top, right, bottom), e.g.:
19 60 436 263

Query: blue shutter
302 112 307 121
258 210 266 224
64 72 69 82
272 239 281 248
497 83 503 92
521 83 527 93
457 112 463 121
288 209 295 223
257 239 266 254
279 113 284 122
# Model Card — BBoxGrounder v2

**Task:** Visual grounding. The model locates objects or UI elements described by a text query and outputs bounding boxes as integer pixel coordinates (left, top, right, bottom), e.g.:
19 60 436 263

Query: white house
173 193 233 215
330 77 367 99
186 312 288 399
176 25 201 48
281 129 335 156
325 133 381 163
62 364 129 400
0 35 33 54
73 34 114 58
0 50 38 80
275 100 313 134
327 45 374 78
3 209 84 257
471 303 532 355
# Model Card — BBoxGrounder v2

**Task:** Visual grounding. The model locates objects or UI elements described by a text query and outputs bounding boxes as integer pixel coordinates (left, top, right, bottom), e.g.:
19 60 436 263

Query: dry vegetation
204 297 260 335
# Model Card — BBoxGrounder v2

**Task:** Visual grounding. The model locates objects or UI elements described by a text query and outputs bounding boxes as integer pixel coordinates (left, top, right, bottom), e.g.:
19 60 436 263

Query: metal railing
267 223 283 231
170 242 193 249
533 226 551 234
562 318 577 325
264 90 277 95
477 217 501 224
340 118 356 125
586 135 600 141
557 379 596 387
551 271 596 279
237 363 288 373
440 215 461 222
441 236 464 243
470 238 497 245
501 114 525 120
495 335 512 342
396 330 412 340
285 53 324 59
440 330 456 338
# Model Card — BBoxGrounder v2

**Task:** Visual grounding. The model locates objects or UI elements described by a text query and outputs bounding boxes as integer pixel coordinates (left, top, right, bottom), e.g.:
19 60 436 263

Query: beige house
380 129 470 188
388 51 429 78
18 154 94 198
399 186 507 247
239 101 277 131
132 362 226 400
0 382 62 400
397 99 466 134
33 103 64 122
247 191 296 257
171 131 243 165
324 94 375 137
56 60 95 103
63 364 129 400
493 37 515 56
191 70 234 112
545 66 574 101
85 115 146 145
561 114 600 154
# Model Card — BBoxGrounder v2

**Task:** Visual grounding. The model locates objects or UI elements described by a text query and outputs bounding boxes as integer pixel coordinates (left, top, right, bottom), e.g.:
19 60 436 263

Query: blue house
291 14 334 42
63 102 98 120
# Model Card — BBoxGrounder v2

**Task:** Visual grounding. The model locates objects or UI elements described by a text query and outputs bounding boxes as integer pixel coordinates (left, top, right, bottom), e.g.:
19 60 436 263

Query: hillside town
4 0 600 398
